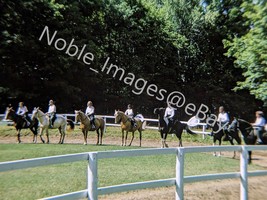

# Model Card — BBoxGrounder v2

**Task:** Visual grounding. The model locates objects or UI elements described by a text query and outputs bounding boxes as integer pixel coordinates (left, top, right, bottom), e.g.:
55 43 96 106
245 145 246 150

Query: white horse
31 107 74 144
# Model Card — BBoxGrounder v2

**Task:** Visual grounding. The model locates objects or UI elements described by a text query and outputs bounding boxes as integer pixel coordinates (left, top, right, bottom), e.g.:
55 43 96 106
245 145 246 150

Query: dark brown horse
154 107 196 148
5 107 39 143
236 118 267 163
210 119 242 157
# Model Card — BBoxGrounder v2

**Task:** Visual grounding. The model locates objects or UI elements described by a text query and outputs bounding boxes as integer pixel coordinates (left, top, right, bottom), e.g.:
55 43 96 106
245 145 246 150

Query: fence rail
1 145 267 200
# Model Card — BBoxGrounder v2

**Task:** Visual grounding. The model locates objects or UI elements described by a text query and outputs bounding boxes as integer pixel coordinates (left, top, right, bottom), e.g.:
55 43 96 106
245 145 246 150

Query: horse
74 110 105 145
210 119 242 157
4 107 39 143
114 110 146 147
153 107 196 148
236 118 267 163
31 107 74 144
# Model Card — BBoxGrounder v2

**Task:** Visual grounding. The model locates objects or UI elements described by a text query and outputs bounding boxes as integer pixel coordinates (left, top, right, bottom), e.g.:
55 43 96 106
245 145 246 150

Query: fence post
88 152 98 200
240 146 248 200
202 125 206 139
176 147 185 200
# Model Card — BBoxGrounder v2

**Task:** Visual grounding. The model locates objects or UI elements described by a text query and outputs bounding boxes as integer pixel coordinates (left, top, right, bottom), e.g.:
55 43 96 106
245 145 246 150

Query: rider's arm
87 107 94 115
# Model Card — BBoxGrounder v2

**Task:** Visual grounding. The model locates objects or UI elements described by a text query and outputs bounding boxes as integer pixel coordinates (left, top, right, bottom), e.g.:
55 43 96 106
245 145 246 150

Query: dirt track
1 134 267 200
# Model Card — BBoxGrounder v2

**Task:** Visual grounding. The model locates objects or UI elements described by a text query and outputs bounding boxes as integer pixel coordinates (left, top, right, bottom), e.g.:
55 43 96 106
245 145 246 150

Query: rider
217 106 230 140
125 104 137 127
164 103 175 132
16 102 30 126
47 100 56 128
251 111 266 144
85 101 96 129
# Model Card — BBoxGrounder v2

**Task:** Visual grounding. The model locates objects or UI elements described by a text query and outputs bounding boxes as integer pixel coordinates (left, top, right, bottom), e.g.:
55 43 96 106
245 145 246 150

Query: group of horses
4 107 267 163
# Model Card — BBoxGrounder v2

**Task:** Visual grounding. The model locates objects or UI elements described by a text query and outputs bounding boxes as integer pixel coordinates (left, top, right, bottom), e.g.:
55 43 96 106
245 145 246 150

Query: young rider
17 102 30 126
164 103 175 132
125 104 136 127
47 100 56 128
85 101 96 129
252 111 266 144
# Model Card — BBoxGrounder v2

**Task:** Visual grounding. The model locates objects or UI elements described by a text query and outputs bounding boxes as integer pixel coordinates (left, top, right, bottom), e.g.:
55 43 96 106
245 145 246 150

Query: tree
224 1 267 106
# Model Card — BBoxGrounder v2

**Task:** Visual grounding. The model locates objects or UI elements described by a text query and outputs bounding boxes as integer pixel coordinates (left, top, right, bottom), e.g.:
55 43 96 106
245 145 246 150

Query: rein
78 113 88 123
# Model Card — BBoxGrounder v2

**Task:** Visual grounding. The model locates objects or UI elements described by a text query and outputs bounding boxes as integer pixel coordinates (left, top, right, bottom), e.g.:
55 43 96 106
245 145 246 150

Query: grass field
0 125 264 200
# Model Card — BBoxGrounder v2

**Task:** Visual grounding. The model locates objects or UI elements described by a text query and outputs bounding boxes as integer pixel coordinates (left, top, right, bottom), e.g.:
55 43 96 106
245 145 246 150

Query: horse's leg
100 127 104 145
30 127 36 143
213 137 216 156
248 151 252 164
58 127 62 144
229 139 236 158
139 130 142 147
39 128 45 143
164 133 168 148
129 131 135 146
218 140 222 156
61 126 66 144
121 130 124 146
46 128 49 144
17 129 21 144
96 129 100 145
83 130 87 145
178 136 182 147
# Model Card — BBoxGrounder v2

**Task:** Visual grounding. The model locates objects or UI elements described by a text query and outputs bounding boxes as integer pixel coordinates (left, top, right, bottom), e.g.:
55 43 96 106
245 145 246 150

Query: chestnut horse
74 110 105 145
114 110 146 147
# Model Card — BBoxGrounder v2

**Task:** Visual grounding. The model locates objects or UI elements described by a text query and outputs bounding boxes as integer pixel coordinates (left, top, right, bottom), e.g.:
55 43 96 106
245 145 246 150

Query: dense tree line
0 0 266 120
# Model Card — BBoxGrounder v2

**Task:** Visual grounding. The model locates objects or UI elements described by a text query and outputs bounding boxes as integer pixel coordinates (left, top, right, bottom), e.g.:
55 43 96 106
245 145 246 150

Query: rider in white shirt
217 106 229 127
252 111 266 144
17 102 30 126
47 100 56 128
85 101 96 129
164 104 175 131
125 104 136 127
17 102 28 117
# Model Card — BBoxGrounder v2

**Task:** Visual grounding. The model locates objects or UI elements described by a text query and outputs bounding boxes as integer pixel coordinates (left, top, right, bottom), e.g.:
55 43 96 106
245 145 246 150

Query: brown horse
75 110 105 145
114 110 146 147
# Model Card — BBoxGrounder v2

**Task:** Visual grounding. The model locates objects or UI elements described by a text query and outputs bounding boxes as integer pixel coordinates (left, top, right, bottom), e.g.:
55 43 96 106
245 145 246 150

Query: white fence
1 145 267 200
0 113 211 136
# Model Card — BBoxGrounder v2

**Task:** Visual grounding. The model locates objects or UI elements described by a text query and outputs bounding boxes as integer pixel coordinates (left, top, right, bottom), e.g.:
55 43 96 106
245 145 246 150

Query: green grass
0 144 264 200
0 125 262 199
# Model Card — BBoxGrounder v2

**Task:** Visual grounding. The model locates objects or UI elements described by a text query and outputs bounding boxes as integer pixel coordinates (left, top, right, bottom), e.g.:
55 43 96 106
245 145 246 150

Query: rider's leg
90 115 96 128
255 128 263 144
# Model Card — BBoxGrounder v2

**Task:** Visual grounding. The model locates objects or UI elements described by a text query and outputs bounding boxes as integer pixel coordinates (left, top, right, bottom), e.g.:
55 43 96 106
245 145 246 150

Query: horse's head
236 119 253 137
153 107 165 118
31 107 40 120
75 110 82 123
5 107 15 120
114 110 123 123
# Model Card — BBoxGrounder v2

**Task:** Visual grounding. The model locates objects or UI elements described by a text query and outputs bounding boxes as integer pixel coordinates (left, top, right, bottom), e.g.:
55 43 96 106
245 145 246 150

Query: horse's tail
97 117 106 133
185 125 197 135
67 119 75 131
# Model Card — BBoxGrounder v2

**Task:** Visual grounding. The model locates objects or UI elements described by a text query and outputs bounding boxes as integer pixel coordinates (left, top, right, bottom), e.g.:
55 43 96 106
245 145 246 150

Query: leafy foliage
0 0 266 119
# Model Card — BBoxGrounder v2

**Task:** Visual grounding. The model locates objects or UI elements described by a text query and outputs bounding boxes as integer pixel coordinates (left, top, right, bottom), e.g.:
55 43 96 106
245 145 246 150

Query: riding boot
91 121 96 130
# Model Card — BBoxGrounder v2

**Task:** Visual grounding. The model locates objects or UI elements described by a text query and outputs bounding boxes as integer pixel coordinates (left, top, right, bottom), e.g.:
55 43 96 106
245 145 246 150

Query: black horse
210 119 242 157
236 118 267 163
154 107 196 148
5 108 39 143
